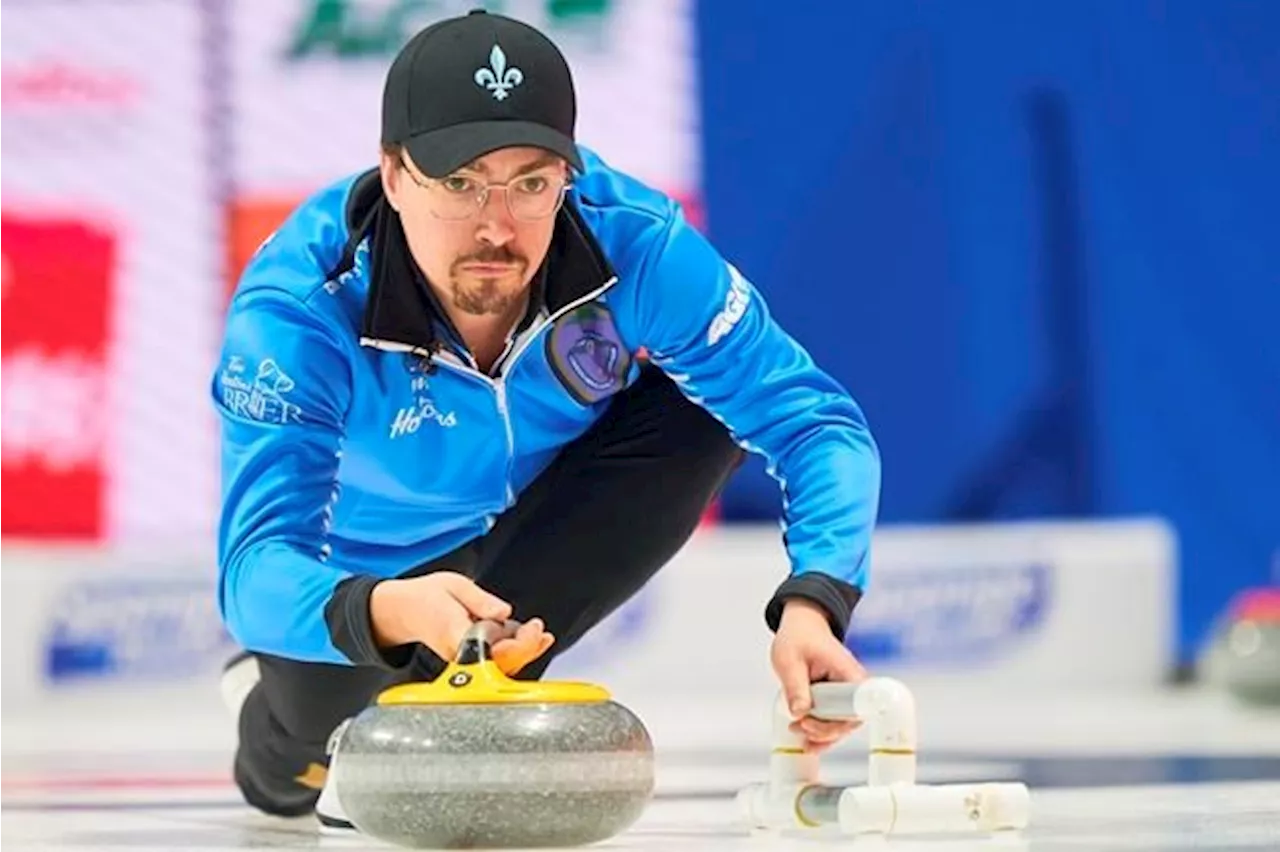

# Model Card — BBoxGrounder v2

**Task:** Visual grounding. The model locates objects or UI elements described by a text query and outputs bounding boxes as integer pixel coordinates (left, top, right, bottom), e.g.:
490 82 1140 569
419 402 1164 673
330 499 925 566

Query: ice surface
4 686 1279 851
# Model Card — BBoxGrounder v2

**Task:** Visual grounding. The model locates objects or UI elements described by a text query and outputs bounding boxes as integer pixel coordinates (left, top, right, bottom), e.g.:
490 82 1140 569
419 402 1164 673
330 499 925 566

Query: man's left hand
770 598 868 753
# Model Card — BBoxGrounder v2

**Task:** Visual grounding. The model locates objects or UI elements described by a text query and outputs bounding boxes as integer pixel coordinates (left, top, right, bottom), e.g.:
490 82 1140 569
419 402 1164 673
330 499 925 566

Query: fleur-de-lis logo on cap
474 44 523 101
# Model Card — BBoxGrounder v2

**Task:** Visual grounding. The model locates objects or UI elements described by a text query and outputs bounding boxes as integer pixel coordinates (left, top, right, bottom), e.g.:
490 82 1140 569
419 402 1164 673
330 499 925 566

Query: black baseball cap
381 8 582 178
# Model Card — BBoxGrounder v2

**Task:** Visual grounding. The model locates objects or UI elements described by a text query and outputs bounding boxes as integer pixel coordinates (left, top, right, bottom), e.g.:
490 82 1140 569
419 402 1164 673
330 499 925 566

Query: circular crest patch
545 302 632 405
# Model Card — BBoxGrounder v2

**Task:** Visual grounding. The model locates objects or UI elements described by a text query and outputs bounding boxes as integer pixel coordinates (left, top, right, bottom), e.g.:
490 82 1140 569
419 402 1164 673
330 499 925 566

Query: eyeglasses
400 156 570 221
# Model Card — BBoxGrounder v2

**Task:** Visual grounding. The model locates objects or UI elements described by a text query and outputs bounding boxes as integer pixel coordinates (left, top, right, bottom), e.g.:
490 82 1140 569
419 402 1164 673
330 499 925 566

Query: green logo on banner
285 0 611 61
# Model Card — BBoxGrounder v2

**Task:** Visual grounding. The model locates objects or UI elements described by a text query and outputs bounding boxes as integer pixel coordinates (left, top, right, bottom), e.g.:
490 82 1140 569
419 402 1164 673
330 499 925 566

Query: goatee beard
449 245 527 316
451 277 522 316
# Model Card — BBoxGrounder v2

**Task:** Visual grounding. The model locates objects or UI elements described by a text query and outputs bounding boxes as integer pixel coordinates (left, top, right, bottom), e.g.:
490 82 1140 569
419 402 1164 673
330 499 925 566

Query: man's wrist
764 572 863 637
369 579 410 648
779 597 830 627
324 576 414 670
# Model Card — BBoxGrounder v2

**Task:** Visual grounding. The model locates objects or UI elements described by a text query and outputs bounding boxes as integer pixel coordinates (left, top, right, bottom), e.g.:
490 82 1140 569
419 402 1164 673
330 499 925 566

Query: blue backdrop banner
695 0 1280 666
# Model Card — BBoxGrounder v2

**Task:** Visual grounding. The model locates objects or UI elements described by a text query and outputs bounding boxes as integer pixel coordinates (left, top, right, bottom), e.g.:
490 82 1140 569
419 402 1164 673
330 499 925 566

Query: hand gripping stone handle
455 618 523 664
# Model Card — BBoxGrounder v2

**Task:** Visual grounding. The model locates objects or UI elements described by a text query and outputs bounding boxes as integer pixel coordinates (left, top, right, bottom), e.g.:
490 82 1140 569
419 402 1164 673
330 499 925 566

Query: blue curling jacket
212 147 880 666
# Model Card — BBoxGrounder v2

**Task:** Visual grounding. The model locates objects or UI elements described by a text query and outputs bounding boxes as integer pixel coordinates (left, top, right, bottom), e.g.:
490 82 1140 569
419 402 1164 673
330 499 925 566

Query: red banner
1 215 115 539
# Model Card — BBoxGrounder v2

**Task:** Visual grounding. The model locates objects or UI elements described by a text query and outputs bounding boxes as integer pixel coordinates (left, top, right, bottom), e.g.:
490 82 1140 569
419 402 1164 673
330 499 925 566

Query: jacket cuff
325 575 415 669
764 573 863 637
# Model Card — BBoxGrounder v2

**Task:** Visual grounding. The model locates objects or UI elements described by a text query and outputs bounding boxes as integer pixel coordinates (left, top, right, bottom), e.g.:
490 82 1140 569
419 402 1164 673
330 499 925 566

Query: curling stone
1200 587 1280 707
331 619 654 849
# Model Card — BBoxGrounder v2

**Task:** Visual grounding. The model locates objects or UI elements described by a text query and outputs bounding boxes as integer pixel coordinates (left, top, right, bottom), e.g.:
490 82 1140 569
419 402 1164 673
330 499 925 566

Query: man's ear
379 149 402 213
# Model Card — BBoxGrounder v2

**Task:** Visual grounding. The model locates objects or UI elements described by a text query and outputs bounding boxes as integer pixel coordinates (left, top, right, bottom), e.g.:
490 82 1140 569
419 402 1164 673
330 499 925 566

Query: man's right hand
368 572 554 674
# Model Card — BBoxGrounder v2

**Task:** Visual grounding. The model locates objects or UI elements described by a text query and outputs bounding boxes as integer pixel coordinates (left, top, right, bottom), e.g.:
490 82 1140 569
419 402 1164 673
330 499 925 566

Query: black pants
233 367 744 816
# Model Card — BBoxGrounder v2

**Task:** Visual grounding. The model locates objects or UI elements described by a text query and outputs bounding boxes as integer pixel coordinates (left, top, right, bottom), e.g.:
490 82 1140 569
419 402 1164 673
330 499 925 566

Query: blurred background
2 0 1277 721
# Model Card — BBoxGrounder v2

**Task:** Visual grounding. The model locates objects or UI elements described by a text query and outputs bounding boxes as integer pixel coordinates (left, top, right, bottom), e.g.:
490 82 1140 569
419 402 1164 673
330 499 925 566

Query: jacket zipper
365 275 620 513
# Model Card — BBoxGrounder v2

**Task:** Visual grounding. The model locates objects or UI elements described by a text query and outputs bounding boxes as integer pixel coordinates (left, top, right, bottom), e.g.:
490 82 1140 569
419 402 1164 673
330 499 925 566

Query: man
213 8 880 831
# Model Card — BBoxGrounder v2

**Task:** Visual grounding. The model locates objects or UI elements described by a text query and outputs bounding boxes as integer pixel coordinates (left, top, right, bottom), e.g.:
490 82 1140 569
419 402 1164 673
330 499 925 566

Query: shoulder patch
545 302 632 405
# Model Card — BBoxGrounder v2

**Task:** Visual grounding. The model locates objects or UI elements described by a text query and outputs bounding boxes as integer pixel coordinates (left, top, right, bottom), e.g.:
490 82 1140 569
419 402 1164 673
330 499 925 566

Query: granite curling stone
1200 588 1280 707
331 620 656 848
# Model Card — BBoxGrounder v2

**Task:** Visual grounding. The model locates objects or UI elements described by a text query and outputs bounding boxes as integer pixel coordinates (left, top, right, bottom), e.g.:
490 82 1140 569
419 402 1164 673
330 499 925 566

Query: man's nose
474 187 516 245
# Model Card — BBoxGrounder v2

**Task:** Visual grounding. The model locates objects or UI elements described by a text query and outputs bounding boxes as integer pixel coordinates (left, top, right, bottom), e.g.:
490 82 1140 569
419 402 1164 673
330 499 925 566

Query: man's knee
611 368 745 475
234 754 323 817
231 655 393 816
653 385 745 505
232 683 328 817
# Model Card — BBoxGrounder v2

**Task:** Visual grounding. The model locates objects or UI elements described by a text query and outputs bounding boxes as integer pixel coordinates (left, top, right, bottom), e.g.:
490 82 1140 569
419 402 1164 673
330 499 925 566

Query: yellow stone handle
375 618 613 706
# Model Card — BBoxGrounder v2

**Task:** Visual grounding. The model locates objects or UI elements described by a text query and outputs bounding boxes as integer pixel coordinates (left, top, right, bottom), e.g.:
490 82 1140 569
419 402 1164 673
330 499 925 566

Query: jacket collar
336 168 617 359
